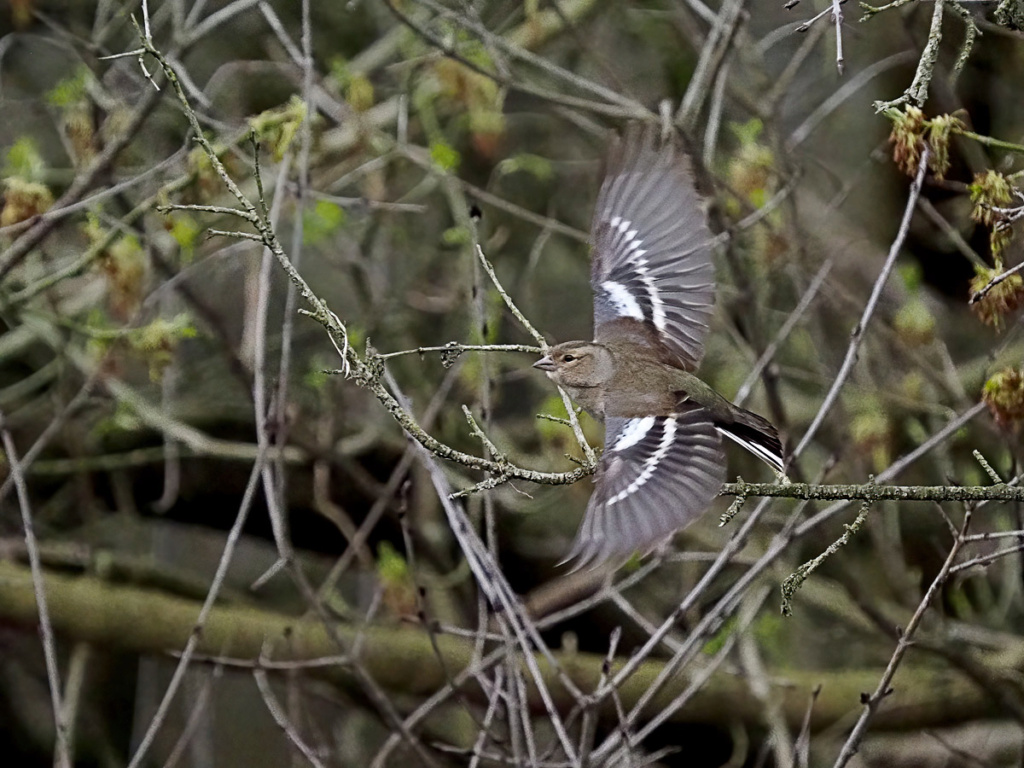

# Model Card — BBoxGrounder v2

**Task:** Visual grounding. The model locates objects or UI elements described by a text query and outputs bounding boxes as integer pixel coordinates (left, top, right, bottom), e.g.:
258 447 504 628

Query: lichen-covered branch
136 36 594 491
722 480 1024 504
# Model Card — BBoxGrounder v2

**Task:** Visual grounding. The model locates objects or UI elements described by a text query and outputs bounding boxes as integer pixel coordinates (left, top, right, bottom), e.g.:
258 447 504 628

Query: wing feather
566 406 725 568
591 126 717 371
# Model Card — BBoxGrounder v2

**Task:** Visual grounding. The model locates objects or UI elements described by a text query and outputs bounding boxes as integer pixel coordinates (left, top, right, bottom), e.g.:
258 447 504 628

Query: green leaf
729 118 763 147
169 215 201 263
249 96 308 161
442 225 470 246
303 354 333 391
46 66 91 108
303 200 347 245
430 141 461 172
898 262 923 292
377 541 409 584
4 137 46 180
495 153 554 182
703 616 737 655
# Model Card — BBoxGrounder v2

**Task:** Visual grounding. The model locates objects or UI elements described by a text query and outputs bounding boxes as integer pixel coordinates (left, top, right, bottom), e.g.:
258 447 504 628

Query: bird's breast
558 382 606 420
602 357 683 418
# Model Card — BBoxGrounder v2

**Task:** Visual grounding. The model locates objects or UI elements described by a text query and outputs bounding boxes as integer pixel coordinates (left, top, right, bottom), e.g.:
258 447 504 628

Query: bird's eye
563 354 576 362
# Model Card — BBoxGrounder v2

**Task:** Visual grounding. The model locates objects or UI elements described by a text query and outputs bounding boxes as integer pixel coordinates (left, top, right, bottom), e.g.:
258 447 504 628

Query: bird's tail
715 408 785 474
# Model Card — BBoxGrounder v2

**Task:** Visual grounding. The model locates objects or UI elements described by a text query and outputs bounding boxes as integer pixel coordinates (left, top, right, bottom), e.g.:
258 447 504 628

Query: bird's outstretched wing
591 126 716 371
565 405 725 568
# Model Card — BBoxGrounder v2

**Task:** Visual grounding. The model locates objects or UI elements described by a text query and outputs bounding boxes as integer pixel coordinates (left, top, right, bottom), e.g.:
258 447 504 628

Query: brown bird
534 126 784 567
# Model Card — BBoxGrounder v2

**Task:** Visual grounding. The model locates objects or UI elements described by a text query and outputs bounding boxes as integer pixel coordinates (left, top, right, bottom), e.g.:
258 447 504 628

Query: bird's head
532 342 613 389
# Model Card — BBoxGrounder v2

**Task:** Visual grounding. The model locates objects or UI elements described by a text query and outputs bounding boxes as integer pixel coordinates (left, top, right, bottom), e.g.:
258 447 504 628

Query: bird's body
534 125 785 567
544 337 730 419
537 337 783 475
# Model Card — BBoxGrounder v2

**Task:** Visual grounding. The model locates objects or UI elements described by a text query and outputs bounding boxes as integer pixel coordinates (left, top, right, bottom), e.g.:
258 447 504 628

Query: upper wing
591 126 716 371
565 406 725 568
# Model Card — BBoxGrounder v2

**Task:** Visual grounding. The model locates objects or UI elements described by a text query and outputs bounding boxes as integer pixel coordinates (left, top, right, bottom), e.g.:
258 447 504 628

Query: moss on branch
0 561 1006 734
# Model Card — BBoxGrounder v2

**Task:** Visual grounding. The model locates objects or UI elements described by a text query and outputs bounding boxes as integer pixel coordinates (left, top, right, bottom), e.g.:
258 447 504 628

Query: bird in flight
534 125 784 568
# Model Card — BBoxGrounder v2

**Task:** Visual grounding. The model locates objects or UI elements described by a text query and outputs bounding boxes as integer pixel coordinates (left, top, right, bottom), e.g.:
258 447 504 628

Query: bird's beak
533 355 556 372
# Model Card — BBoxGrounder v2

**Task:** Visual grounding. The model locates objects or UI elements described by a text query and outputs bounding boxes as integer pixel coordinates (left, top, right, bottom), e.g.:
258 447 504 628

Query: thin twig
970 259 1024 304
831 508 973 768
474 244 547 347
254 661 327 768
474 243 597 465
781 500 872 615
735 258 833 405
377 342 541 361
949 542 1024 574
126 456 266 768
792 146 930 459
832 0 845 74
386 370 584 762
1 422 71 768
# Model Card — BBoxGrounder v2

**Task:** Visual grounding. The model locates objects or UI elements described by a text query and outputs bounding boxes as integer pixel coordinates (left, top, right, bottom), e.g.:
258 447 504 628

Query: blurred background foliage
1 0 1024 766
